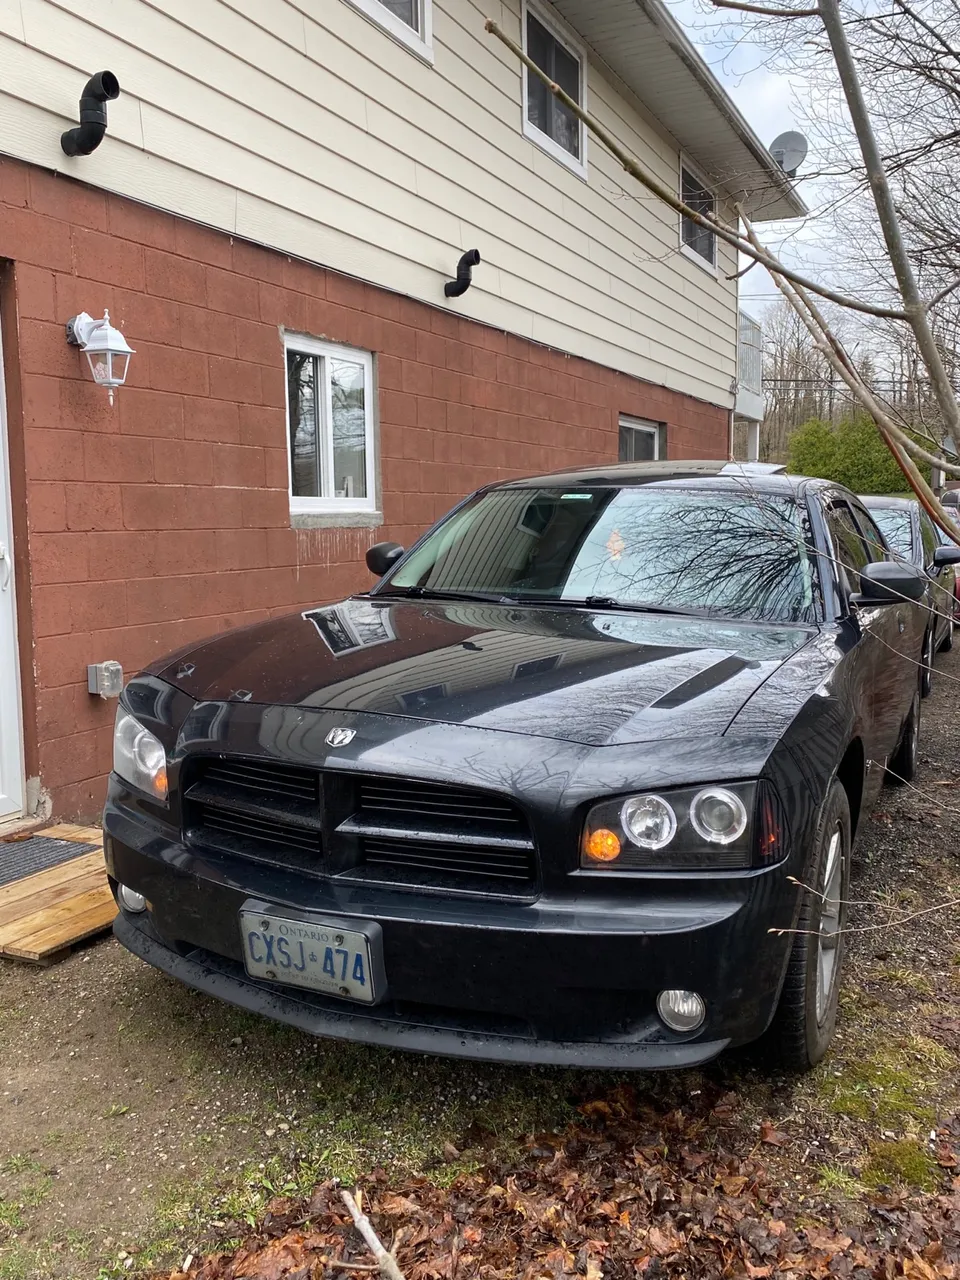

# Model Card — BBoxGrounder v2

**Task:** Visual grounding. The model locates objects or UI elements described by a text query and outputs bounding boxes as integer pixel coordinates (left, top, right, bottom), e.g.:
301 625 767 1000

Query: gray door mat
0 836 95 890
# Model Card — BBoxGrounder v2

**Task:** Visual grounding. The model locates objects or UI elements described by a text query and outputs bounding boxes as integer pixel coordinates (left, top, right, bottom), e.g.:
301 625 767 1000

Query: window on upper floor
522 1 587 178
680 163 717 270
285 335 380 521
344 0 433 63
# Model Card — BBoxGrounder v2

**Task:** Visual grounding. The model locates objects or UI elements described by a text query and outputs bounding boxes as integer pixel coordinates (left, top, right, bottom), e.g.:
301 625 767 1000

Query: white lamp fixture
65 310 135 405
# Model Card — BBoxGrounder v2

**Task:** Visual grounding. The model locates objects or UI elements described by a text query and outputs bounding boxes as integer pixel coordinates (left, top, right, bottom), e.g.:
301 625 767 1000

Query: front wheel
763 780 851 1072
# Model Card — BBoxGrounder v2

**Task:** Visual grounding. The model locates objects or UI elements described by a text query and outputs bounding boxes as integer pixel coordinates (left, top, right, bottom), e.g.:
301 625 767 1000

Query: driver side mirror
933 543 960 567
851 560 926 605
366 541 404 577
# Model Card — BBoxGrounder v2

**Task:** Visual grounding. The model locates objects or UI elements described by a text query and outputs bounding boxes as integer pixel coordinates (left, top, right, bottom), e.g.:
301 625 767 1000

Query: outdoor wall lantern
65 310 135 405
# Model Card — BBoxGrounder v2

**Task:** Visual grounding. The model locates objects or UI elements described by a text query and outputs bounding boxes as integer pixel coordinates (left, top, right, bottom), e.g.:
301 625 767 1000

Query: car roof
494 459 814 495
860 495 918 512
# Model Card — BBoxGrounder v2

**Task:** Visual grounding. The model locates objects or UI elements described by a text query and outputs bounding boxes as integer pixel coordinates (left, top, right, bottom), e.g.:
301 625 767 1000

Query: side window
618 416 666 462
826 502 871 592
285 335 379 520
849 504 887 563
522 2 587 177
680 163 717 270
920 511 938 565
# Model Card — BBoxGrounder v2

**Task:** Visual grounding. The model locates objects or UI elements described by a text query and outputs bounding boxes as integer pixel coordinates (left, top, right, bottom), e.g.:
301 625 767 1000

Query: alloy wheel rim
816 826 844 1025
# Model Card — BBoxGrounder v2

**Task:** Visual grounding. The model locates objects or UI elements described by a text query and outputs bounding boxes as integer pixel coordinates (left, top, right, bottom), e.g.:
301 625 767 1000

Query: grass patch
817 1164 863 1196
0 1201 24 1233
817 1042 937 1127
877 968 935 996
862 1140 938 1191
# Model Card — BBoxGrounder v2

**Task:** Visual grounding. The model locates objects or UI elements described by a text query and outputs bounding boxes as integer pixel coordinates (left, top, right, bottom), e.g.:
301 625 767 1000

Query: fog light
656 989 705 1032
118 883 146 913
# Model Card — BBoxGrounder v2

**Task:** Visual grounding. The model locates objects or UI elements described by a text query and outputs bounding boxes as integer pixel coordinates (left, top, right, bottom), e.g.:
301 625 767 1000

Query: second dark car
860 494 960 696
104 463 927 1073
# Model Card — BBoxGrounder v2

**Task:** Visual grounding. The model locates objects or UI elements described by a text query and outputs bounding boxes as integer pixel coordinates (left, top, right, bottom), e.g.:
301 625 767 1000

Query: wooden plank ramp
0 826 115 965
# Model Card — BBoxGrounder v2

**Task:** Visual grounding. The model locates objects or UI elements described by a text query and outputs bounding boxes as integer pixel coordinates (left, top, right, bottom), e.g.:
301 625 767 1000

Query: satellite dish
769 130 808 178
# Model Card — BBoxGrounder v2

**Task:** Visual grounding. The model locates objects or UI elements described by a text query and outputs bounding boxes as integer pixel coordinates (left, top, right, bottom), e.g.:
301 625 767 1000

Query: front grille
181 758 537 892
200 759 318 804
182 757 322 873
341 777 536 892
357 779 526 832
364 837 534 881
191 802 321 856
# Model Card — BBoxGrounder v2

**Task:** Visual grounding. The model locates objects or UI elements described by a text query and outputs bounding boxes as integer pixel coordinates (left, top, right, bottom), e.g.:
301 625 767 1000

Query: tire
887 684 921 785
940 614 954 653
764 779 851 1072
920 628 934 698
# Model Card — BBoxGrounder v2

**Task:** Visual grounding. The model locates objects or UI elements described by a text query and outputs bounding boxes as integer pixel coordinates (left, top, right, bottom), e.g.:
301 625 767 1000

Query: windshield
868 507 913 557
381 485 821 624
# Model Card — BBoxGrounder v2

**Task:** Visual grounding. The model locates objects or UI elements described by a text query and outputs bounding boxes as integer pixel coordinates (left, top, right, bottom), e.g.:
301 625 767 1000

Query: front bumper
105 794 798 1070
114 913 729 1069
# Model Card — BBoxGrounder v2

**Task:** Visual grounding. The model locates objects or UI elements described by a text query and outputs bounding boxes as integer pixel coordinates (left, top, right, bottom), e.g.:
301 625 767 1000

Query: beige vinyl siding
0 0 738 406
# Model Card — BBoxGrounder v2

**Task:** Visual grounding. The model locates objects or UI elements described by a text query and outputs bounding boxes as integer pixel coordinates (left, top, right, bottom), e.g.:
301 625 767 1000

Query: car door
823 500 907 793
849 498 923 758
919 509 950 648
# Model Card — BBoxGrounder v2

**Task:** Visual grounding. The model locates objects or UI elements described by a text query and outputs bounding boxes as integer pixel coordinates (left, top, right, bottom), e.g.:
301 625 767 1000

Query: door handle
0 543 10 592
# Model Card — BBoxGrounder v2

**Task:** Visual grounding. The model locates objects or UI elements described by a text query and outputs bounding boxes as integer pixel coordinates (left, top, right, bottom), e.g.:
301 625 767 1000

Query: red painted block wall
0 158 728 820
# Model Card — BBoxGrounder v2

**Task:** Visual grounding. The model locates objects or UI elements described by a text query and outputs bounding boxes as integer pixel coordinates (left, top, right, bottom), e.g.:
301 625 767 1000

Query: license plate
239 905 380 1003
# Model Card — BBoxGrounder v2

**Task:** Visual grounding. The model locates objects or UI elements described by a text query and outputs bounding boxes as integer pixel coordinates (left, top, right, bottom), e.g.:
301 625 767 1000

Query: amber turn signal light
583 828 622 862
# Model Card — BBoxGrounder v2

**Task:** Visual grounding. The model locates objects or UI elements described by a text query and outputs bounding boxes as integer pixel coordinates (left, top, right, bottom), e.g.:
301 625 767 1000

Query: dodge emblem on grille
325 727 356 748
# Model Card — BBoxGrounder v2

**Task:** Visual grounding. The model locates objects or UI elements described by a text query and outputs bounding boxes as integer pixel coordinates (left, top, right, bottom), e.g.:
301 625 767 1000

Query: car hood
148 598 815 748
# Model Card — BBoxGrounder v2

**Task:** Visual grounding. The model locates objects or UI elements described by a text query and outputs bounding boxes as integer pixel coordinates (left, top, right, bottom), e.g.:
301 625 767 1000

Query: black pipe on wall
444 249 481 298
61 72 121 157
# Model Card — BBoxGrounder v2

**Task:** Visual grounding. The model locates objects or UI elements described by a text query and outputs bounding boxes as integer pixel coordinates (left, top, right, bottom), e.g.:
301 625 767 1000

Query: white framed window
342 0 433 64
521 0 588 179
679 158 718 274
619 416 666 461
284 335 378 517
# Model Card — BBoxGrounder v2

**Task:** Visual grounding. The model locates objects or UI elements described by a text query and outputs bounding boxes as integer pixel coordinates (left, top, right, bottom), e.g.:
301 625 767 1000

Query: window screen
681 167 716 265
526 11 582 159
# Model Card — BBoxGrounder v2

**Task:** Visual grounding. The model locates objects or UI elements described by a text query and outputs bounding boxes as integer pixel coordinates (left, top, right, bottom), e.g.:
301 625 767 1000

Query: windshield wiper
376 586 519 605
546 595 703 617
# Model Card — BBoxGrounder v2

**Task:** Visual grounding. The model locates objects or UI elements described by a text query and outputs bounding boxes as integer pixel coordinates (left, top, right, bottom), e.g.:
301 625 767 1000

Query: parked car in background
105 463 927 1075
861 495 960 696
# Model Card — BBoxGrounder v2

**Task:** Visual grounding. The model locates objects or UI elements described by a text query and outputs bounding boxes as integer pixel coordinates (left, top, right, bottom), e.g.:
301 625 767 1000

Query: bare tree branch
710 0 819 15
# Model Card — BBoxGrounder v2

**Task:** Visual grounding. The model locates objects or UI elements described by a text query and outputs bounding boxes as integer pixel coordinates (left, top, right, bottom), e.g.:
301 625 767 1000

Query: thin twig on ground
340 1190 407 1280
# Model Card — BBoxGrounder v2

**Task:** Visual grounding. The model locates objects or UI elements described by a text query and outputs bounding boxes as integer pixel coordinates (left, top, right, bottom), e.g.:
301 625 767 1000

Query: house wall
0 0 738 410
0 159 727 821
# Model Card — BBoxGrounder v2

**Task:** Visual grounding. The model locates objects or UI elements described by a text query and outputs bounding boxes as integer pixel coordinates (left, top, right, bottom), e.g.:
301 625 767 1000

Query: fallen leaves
148 1088 960 1280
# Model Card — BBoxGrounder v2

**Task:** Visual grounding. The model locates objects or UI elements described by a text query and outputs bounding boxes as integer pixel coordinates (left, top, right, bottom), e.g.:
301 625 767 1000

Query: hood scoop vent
651 654 754 711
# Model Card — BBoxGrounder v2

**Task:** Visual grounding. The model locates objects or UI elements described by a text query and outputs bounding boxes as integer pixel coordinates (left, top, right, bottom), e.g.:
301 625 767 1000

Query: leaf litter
152 1084 960 1279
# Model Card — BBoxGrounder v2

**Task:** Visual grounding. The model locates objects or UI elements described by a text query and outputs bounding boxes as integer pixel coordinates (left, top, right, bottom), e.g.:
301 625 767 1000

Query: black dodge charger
104 462 928 1072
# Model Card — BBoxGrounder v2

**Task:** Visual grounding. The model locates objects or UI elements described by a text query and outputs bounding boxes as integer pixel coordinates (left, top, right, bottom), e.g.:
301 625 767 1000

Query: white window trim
678 154 719 278
284 333 379 517
619 415 664 461
520 0 589 181
342 0 434 65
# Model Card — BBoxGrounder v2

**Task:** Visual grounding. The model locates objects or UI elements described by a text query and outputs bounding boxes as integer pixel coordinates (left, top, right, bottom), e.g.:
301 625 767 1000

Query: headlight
113 709 168 800
621 795 676 850
690 788 748 844
581 782 785 870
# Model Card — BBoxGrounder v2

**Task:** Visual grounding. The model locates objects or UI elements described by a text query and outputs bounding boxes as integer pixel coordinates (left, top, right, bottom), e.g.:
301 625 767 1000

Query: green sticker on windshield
561 492 593 500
